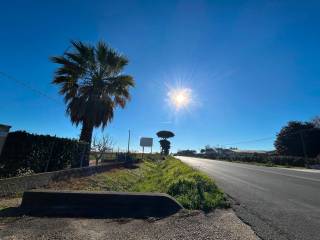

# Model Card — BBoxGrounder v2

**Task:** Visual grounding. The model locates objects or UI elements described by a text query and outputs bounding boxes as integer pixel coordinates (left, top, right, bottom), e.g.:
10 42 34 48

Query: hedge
216 154 318 167
0 131 89 178
176 151 320 167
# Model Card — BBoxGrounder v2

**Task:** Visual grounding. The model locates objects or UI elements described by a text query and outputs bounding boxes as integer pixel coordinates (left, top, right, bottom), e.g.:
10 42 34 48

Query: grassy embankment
48 156 227 211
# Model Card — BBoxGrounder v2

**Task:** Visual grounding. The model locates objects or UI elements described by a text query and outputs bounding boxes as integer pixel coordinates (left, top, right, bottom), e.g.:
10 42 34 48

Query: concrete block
21 190 183 218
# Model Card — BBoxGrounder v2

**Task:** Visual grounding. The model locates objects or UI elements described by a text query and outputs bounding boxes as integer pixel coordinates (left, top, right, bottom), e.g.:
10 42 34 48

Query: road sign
140 137 153 147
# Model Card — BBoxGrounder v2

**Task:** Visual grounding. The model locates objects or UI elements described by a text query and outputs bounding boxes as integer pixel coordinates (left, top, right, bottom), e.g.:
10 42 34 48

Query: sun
168 87 192 110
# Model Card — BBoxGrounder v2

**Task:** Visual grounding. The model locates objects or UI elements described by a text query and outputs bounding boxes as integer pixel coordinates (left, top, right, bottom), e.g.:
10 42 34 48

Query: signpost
140 137 153 158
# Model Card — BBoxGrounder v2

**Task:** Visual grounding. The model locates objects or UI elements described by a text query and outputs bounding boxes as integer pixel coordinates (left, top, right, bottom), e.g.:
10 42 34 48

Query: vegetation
274 121 320 158
51 40 135 154
92 134 114 165
0 131 89 178
157 130 175 155
134 157 226 211
176 149 197 156
176 148 320 167
48 156 227 211
176 118 320 168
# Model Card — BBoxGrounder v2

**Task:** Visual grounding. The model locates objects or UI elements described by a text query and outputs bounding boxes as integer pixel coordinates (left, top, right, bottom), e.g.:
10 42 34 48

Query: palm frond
51 40 135 129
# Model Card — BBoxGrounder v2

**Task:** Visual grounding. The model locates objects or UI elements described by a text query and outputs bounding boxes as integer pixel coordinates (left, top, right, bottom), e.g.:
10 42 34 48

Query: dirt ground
0 209 259 240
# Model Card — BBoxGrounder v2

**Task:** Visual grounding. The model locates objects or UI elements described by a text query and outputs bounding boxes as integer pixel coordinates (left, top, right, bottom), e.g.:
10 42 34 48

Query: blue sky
1 0 320 152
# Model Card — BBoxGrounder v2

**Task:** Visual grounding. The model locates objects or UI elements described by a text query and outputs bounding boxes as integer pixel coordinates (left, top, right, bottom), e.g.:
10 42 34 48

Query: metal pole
142 146 144 160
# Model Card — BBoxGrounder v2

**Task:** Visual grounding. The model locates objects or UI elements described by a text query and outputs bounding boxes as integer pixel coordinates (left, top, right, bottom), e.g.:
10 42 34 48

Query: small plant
116 153 137 163
92 134 114 165
15 168 34 177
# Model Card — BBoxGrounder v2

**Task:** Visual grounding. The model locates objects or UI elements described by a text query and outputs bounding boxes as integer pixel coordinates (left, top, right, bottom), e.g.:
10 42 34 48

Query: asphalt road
177 156 320 240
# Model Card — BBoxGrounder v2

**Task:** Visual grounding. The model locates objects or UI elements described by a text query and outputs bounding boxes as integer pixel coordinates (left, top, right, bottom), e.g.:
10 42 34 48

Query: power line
223 136 275 146
221 127 318 148
0 71 60 103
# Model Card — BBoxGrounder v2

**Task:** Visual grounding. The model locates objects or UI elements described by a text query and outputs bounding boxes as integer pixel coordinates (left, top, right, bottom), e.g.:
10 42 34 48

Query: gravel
0 209 259 240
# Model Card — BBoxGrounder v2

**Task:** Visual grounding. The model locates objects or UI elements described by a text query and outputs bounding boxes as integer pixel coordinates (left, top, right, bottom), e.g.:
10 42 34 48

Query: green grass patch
48 156 227 211
132 157 227 211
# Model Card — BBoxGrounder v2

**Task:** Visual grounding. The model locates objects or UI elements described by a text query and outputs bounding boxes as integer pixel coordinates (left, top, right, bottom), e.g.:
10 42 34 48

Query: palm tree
51 40 134 147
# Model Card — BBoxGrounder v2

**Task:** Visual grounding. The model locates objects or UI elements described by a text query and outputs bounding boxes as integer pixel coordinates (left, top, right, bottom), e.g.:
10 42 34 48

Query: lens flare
167 87 192 110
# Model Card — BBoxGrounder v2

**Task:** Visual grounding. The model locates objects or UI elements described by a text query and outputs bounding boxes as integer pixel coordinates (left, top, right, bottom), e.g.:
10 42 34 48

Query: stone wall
0 162 123 197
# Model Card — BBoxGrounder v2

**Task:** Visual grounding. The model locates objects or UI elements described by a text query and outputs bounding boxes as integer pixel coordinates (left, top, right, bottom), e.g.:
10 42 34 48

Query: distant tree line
176 150 196 156
176 117 320 167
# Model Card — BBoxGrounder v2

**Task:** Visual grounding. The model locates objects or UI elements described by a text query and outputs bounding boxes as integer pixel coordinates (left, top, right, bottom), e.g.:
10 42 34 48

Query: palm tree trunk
79 120 94 166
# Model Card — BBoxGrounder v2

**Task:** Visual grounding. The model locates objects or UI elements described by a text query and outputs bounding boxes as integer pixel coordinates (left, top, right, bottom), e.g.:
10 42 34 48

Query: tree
156 130 175 155
274 121 320 157
200 145 217 156
156 131 175 139
92 134 114 165
51 41 134 158
159 139 171 155
311 116 320 128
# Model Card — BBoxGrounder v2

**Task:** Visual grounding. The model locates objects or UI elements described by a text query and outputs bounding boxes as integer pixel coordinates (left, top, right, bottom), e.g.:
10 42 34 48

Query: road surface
177 156 320 240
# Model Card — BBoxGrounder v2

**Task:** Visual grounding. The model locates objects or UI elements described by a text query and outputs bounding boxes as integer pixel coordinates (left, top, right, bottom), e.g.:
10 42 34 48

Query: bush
167 173 224 211
15 167 35 177
116 152 139 162
0 131 89 178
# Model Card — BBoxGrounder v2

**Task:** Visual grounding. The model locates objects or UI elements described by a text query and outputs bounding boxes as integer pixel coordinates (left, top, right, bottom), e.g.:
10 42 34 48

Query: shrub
116 152 139 162
167 173 224 211
15 168 35 177
0 131 89 178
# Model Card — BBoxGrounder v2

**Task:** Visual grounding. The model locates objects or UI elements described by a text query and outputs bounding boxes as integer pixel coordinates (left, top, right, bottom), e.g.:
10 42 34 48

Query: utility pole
299 132 307 158
127 129 131 153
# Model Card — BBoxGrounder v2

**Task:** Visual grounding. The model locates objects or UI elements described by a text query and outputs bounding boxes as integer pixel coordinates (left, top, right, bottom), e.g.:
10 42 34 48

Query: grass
132 157 227 211
47 156 227 211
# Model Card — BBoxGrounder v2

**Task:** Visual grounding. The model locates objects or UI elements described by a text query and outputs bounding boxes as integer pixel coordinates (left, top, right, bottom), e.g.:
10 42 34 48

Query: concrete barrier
21 190 183 218
0 162 125 197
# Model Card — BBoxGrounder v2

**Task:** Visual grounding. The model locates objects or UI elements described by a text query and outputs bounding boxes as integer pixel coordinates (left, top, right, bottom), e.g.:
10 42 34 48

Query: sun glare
168 87 192 110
